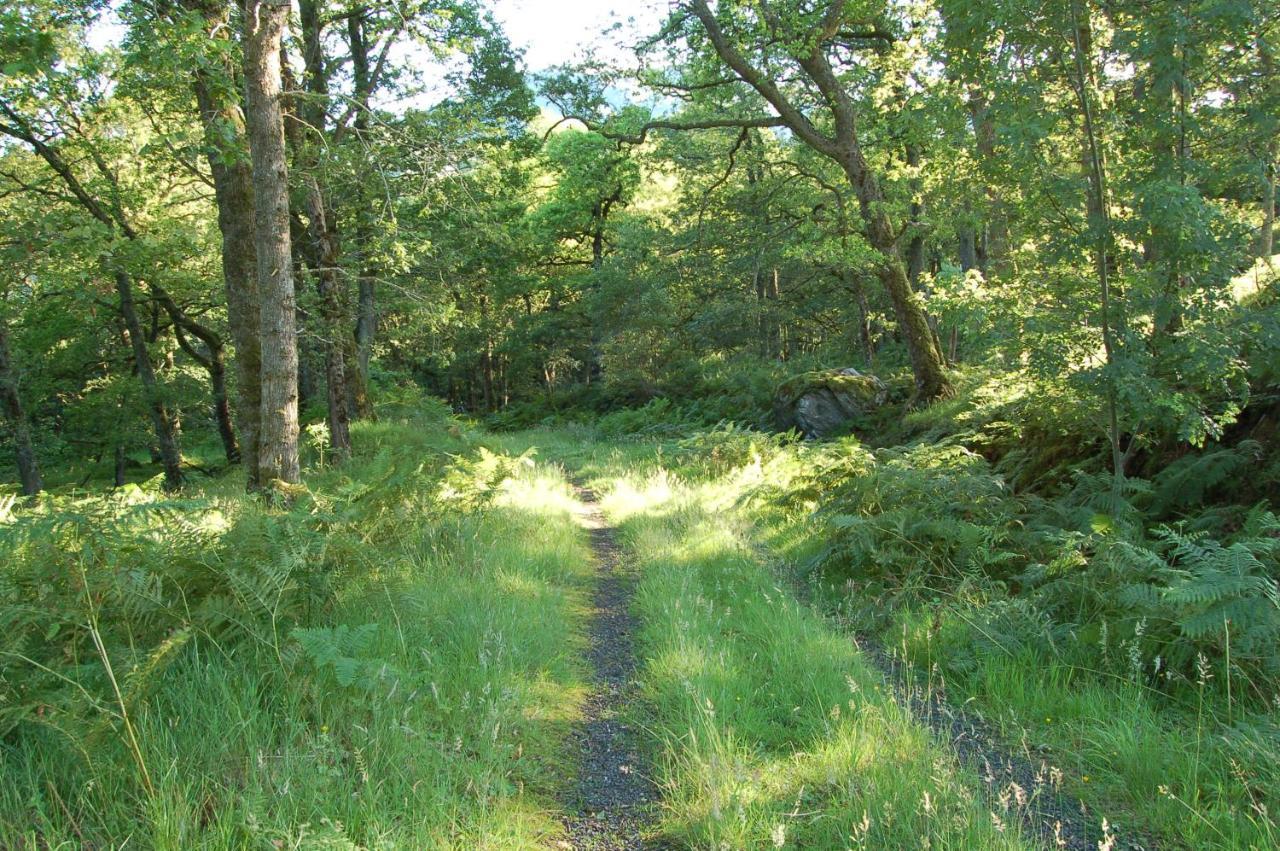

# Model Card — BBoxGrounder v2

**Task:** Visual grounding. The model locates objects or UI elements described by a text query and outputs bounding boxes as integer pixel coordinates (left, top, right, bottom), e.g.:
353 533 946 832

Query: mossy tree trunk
190 0 262 487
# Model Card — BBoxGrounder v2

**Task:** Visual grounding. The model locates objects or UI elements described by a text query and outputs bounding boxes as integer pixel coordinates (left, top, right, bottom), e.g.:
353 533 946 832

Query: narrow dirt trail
558 485 658 851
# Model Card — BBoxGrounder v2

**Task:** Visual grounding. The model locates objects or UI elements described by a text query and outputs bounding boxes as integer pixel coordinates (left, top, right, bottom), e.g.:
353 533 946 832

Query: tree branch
567 113 787 145
686 0 839 157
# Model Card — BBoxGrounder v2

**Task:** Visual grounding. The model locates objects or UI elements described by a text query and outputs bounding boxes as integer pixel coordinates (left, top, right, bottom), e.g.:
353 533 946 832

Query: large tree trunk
283 18 355 455
244 0 300 487
685 1 950 399
0 318 43 496
301 175 352 460
116 272 183 491
191 8 262 488
843 157 950 401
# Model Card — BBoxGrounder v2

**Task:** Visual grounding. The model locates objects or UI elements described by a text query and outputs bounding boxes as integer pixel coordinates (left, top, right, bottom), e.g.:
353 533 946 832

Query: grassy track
532 436 1035 850
15 423 1252 849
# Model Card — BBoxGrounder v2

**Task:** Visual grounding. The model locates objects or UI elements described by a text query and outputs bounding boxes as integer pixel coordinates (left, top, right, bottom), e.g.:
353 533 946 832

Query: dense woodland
2 0 1280 848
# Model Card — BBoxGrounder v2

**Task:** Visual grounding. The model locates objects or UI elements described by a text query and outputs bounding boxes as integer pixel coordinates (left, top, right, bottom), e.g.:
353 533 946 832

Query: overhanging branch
561 113 787 145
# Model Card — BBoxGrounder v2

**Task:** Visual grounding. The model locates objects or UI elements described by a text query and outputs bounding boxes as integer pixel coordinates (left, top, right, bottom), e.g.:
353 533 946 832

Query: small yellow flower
320 725 329 734
1082 775 1090 783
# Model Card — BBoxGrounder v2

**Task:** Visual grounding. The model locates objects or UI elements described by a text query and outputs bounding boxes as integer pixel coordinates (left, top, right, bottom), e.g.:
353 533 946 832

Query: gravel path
774 561 1153 850
558 487 659 851
856 636 1156 851
556 480 1153 850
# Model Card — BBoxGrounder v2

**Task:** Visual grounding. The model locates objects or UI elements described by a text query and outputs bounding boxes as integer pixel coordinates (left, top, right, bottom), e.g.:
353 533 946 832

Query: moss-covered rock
774 368 888 438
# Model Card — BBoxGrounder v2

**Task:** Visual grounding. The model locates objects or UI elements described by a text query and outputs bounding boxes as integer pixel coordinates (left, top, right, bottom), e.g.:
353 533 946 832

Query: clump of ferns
0 491 336 740
1102 508 1280 701
807 444 1024 590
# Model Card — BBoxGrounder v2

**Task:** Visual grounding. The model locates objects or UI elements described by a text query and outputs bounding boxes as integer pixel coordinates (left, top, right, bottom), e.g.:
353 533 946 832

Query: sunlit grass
0 422 594 849
592 465 1031 849
11 418 1275 848
702 419 1280 851
893 607 1280 850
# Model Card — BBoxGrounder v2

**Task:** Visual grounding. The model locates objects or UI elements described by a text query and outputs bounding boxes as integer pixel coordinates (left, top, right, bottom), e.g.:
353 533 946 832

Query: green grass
2 417 593 848
7 418 1277 849
550 423 1280 850
889 607 1280 850
693 429 1280 851
570 457 1032 850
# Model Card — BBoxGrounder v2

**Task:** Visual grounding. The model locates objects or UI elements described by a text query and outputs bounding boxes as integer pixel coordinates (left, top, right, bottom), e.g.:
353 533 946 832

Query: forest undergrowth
1 402 595 849
561 373 1280 850
3 389 1279 848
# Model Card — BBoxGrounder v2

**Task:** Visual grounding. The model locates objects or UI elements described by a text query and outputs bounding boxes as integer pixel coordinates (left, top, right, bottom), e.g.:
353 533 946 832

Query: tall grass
683 426 1280 849
1 413 593 848
585 464 1030 849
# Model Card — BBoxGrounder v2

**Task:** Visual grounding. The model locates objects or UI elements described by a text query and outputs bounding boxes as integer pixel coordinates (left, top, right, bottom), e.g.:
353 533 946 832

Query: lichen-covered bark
243 0 300 486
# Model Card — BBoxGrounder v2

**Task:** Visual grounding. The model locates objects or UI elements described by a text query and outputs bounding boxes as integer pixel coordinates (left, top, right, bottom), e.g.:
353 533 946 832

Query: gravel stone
560 487 660 851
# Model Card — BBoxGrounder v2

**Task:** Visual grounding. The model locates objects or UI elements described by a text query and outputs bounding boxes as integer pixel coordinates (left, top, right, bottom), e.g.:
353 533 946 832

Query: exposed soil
558 487 659 851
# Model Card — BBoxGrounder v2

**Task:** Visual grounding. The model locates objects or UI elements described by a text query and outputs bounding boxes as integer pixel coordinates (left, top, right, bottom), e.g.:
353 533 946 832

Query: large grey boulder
774 368 888 438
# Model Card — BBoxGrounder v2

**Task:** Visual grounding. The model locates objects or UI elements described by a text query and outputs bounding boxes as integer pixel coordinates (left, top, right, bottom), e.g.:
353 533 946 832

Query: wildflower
771 823 786 848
